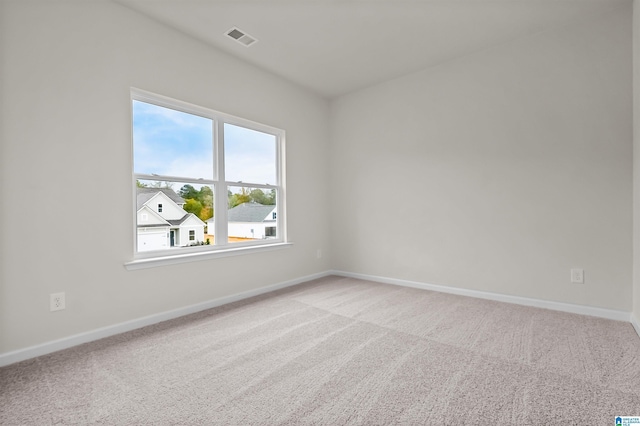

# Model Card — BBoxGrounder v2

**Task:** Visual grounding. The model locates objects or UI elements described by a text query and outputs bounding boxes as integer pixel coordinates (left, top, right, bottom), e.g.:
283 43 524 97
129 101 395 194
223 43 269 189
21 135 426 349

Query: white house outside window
131 89 286 261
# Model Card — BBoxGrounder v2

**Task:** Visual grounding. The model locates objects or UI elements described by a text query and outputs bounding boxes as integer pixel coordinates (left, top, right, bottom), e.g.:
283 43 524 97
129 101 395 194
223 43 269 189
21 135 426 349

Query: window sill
124 242 293 271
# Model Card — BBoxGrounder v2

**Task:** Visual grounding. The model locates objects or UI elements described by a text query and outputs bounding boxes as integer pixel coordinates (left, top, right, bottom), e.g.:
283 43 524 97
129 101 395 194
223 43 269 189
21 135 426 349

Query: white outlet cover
571 269 584 283
50 292 66 311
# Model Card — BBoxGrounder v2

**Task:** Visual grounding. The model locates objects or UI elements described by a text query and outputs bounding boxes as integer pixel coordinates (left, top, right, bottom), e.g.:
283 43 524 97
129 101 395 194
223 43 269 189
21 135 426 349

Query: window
131 89 286 261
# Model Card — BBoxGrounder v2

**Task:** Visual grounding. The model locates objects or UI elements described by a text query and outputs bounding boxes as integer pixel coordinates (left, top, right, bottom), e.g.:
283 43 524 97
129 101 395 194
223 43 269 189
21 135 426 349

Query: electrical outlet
570 269 584 284
50 292 65 311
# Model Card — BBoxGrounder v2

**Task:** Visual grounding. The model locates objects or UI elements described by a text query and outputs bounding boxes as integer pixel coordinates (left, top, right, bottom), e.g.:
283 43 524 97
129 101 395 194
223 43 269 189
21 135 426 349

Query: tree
198 186 213 221
248 188 275 205
199 206 213 222
228 187 251 208
136 180 148 188
177 185 214 220
225 187 276 208
199 186 213 208
179 184 199 200
200 185 213 199
249 188 268 205
266 189 276 205
183 198 203 218
228 193 251 208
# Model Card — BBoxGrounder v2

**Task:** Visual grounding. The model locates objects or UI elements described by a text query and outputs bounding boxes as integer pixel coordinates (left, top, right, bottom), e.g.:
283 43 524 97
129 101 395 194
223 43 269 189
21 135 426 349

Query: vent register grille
225 27 257 47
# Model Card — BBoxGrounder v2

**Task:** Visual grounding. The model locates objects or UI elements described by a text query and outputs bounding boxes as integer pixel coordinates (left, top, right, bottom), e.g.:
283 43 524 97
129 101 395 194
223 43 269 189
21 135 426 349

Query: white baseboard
2 269 634 367
331 270 631 322
632 314 640 338
0 271 332 368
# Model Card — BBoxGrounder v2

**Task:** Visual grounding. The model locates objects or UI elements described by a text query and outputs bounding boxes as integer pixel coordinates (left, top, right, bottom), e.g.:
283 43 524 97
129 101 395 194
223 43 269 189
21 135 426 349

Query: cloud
133 101 213 177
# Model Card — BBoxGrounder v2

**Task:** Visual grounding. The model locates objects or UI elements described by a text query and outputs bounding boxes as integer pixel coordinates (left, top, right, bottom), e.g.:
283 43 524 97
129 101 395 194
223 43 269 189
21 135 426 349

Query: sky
133 100 276 186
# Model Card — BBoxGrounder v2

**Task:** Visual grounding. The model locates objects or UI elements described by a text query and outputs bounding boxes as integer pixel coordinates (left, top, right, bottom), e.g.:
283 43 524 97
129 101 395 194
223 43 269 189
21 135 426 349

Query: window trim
124 242 293 270
129 88 287 265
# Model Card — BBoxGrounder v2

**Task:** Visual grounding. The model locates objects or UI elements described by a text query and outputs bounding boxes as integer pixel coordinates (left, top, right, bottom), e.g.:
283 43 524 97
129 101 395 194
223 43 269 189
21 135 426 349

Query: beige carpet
1 275 640 425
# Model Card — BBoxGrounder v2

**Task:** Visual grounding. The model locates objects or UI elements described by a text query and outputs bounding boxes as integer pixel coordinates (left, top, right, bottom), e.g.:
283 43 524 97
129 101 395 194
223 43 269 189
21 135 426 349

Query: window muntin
132 89 284 258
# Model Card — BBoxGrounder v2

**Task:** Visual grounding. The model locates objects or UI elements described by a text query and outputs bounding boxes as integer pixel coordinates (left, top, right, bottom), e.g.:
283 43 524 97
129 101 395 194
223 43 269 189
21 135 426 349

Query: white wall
634 0 640 328
0 0 330 354
330 6 633 310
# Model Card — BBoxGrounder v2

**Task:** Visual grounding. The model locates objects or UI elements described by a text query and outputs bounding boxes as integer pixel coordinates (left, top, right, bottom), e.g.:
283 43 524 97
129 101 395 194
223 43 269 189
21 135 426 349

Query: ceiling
115 0 629 99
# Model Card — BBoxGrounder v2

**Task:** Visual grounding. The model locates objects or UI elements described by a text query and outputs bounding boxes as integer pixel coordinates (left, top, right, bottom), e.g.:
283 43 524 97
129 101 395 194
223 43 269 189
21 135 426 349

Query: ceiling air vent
225 27 257 47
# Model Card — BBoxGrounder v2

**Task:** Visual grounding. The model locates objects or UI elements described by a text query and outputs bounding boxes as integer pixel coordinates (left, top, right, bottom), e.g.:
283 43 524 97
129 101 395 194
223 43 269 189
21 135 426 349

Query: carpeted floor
1 275 640 425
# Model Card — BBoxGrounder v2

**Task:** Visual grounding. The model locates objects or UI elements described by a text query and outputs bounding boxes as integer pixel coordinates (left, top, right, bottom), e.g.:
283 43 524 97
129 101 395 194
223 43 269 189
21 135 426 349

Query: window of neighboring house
130 88 286 264
272 212 276 220
265 227 276 237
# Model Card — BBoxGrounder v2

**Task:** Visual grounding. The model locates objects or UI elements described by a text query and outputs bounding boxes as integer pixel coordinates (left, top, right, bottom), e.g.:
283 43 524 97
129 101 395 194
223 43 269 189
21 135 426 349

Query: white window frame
126 88 289 270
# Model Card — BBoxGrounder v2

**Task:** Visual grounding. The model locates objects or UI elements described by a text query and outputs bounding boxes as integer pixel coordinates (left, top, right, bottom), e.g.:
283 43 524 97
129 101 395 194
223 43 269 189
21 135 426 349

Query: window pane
224 123 276 185
227 185 277 243
133 100 213 179
136 180 214 251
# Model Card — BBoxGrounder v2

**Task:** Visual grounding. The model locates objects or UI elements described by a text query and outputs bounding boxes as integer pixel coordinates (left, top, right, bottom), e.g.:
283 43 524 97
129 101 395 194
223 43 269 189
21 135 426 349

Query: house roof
227 202 275 223
167 214 192 226
136 187 185 210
